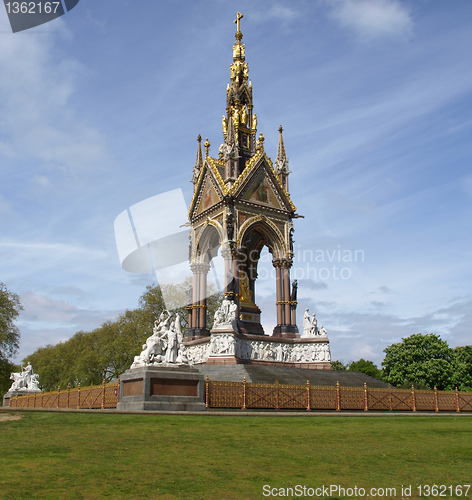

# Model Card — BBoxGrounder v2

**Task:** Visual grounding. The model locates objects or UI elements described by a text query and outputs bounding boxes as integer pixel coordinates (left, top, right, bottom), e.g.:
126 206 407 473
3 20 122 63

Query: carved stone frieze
184 333 331 364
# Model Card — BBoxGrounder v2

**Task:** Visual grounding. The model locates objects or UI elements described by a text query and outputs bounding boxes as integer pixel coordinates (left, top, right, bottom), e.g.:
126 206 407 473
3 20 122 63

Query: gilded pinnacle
235 12 243 40
204 137 211 157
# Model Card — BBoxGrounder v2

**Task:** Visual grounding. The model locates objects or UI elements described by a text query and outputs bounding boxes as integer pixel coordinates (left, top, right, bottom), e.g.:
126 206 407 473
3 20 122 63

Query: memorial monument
182 13 332 369
3 363 41 407
119 14 332 409
117 310 205 411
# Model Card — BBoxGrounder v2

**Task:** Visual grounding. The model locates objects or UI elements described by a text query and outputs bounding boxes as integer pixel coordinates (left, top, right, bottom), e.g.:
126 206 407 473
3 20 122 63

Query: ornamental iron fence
205 379 472 412
9 380 120 409
7 378 472 412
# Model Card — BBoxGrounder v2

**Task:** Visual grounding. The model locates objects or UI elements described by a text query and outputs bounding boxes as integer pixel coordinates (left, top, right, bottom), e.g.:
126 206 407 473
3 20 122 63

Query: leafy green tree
0 282 22 361
348 359 383 380
0 358 21 398
382 333 455 390
24 280 225 389
139 279 223 332
24 344 62 391
331 360 347 371
451 346 472 391
0 282 23 396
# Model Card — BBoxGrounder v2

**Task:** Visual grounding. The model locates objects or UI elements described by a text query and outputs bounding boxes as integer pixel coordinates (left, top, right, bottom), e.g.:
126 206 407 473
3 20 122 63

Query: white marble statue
311 314 318 333
131 311 189 368
303 309 311 336
213 298 238 329
9 363 41 392
302 308 319 337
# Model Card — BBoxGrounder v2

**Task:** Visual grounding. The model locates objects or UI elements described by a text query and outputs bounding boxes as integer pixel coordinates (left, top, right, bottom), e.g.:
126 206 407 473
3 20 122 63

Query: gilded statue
241 106 248 125
222 115 227 136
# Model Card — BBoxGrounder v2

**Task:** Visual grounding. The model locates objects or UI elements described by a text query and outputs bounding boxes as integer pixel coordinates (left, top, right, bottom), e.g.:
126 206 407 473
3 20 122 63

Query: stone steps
195 364 389 388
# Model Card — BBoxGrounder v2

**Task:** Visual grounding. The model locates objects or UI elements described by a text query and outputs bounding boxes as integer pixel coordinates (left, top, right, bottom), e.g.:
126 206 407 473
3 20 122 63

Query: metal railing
8 378 472 412
205 378 472 412
9 379 120 409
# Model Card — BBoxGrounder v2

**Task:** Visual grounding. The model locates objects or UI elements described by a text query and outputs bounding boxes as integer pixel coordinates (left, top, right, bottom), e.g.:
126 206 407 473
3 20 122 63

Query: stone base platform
116 366 206 412
3 390 41 407
184 329 332 369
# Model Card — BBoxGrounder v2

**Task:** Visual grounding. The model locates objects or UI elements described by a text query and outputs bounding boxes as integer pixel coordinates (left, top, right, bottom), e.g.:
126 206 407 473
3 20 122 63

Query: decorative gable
231 155 296 213
189 163 225 220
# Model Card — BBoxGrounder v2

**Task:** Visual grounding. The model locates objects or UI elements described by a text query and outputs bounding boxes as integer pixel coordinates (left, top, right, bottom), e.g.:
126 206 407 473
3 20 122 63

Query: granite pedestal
116 365 206 411
3 390 41 407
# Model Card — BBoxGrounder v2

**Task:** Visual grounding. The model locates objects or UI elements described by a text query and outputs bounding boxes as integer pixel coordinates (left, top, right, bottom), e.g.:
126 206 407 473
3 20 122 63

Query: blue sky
1 0 471 365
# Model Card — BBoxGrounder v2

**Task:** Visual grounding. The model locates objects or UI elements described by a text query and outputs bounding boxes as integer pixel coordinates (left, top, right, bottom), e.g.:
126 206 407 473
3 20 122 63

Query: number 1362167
417 485 471 497
5 2 61 14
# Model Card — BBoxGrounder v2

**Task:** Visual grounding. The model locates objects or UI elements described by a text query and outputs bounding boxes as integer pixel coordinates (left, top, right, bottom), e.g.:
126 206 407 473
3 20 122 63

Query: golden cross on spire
235 12 243 32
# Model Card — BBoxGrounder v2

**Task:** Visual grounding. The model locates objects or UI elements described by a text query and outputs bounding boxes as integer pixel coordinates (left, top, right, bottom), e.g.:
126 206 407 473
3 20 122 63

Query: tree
24 280 225 389
0 282 22 396
331 360 347 371
451 346 472 391
0 282 22 361
0 358 20 397
348 359 383 380
381 333 455 390
139 279 223 332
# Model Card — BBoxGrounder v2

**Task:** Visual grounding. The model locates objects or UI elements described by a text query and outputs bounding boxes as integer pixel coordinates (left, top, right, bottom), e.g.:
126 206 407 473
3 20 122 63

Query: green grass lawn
0 411 471 500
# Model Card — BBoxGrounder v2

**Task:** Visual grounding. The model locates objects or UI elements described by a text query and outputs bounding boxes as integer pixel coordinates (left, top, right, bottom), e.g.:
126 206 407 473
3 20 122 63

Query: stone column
221 246 234 297
187 263 211 338
291 302 297 326
192 267 199 328
283 266 291 325
187 303 193 329
199 264 210 330
274 261 284 326
232 254 240 319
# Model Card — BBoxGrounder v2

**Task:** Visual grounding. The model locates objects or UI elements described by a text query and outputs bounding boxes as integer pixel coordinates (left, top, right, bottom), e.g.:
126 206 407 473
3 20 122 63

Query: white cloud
0 240 107 261
30 175 52 190
21 292 79 323
327 0 413 40
0 16 110 178
251 4 300 26
326 296 472 364
16 291 123 360
0 194 13 215
267 4 300 21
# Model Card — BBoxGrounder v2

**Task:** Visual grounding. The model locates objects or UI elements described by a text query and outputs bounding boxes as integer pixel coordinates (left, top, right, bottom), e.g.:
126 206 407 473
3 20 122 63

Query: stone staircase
195 364 389 388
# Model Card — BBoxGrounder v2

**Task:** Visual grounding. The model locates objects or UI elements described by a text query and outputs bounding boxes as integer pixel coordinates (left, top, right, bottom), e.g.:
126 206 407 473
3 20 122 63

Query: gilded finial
235 12 243 40
278 125 283 134
204 137 211 157
256 132 265 150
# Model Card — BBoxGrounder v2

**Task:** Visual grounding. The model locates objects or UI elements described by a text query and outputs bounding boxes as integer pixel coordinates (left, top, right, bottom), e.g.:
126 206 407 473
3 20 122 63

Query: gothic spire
192 134 203 185
275 125 291 191
223 108 239 185
223 12 257 178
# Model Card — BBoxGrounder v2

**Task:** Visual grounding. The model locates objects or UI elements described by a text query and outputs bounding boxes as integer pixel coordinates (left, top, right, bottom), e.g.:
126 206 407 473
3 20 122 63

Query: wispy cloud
250 3 301 26
327 0 413 40
0 16 111 179
20 291 116 325
327 296 472 363
298 279 329 290
0 240 108 260
16 291 123 360
266 4 300 21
